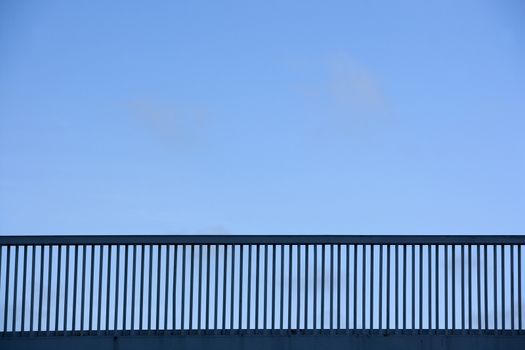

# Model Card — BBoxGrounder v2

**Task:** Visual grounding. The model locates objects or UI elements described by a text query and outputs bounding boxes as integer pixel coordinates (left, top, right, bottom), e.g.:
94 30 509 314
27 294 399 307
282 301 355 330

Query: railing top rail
0 235 524 245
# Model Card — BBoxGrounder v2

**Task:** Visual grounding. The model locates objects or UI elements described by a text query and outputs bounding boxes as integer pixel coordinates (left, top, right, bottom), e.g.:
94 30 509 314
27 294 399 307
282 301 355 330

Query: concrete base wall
1 333 525 350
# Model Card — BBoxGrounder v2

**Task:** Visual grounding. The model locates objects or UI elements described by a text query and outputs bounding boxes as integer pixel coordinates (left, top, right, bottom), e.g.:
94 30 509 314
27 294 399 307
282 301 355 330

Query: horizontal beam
0 235 524 245
1 332 524 350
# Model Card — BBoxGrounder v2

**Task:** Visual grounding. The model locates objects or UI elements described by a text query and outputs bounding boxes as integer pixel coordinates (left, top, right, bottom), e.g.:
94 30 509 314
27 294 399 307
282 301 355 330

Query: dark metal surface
1 235 525 245
1 235 524 346
0 332 524 350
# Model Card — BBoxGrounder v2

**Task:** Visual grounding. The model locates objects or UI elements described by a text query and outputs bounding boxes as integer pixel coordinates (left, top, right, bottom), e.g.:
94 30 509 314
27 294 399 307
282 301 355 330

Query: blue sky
0 0 524 235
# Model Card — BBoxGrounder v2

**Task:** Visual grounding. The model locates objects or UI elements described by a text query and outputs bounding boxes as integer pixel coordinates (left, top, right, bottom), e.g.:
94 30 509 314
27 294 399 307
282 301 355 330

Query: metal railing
0 235 524 335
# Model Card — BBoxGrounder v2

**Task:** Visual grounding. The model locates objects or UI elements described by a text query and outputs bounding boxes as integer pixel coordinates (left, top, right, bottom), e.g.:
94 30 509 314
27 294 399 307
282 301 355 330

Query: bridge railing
0 235 524 335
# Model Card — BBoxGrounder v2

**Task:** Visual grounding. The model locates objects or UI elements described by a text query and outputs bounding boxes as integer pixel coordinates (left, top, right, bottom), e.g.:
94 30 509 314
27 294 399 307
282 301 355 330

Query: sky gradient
1 0 524 235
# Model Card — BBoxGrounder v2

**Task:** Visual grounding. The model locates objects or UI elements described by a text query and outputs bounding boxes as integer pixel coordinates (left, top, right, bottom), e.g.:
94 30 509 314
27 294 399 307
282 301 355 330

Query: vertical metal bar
97 247 107 332
305 245 309 329
476 245 481 330
468 245 472 331
314 244 319 330
139 246 144 330
436 245 439 331
51 245 58 332
0 246 3 333
362 245 366 330
386 245 390 330
402 245 406 330
230 245 235 330
4 246 11 333
39 246 46 332
150 246 158 331
95 246 102 332
295 245 300 330
419 245 423 330
263 244 269 329
13 246 19 332
206 245 211 330
90 246 96 332
12 246 22 333
213 245 218 330
352 244 357 331
271 245 275 329
114 245 120 332
80 245 85 333
461 245 465 330
148 245 153 331
264 245 268 330
198 245 203 330
131 245 136 331
51 245 60 331
484 245 488 330
445 245 449 331
123 246 129 331
346 245 350 331
494 245 498 330
255 245 260 329
519 245 522 330
181 245 187 330
189 245 194 330
394 244 399 330
331 244 335 330
54 246 62 332
379 245 384 331
161 245 167 331
370 245 375 330
337 244 341 330
115 245 128 330
222 245 227 330
510 245 514 331
63 247 69 332
31 246 37 332
79 246 86 333
248 245 253 329
502 245 505 330
78 245 86 334
279 245 283 329
297 244 301 329
158 246 164 330
395 245 399 330
452 245 456 330
428 245 431 330
21 246 28 332
0 247 4 333
412 245 416 331
237 244 244 330
322 244 326 330
174 245 179 330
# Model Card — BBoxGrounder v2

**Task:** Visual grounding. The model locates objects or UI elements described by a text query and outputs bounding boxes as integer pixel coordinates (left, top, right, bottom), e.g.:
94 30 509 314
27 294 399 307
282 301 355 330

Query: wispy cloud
125 98 209 152
327 57 390 117
295 55 393 136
